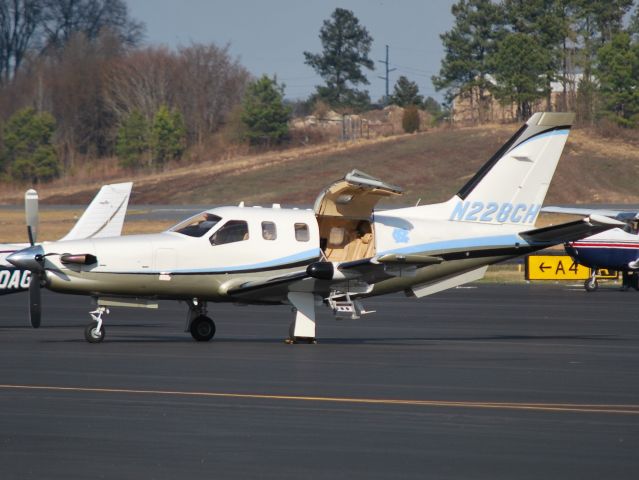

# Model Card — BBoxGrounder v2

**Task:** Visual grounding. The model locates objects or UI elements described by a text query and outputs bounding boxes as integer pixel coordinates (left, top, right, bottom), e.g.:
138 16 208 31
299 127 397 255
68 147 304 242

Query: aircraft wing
227 259 390 303
542 206 639 221
227 253 452 303
520 214 625 244
59 182 133 241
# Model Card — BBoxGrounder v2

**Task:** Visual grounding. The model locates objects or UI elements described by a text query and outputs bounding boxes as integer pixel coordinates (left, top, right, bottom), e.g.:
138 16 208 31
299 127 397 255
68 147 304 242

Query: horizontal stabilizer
542 206 639 221
520 214 624 244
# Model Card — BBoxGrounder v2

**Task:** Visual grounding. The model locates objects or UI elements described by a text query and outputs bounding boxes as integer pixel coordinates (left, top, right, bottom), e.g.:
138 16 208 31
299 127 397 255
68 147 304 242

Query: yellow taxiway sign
525 255 618 281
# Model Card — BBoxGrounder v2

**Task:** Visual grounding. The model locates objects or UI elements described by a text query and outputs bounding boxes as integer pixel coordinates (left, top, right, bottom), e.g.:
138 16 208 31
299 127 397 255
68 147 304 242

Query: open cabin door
314 169 403 262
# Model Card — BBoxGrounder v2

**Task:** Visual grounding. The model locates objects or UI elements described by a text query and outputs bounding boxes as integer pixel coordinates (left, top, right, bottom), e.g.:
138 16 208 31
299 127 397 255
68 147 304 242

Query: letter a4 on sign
526 255 591 280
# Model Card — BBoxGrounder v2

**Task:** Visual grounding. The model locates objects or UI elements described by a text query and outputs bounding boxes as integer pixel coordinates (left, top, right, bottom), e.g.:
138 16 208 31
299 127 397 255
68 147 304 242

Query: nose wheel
84 306 108 343
85 321 105 343
584 275 598 292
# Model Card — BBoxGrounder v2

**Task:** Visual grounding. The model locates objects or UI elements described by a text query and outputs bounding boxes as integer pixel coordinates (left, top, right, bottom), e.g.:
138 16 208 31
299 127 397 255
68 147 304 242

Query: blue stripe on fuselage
378 234 528 256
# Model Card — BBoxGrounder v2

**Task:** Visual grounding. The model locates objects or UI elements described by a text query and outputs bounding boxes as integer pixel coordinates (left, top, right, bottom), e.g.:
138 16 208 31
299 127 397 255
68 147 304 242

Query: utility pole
378 44 396 105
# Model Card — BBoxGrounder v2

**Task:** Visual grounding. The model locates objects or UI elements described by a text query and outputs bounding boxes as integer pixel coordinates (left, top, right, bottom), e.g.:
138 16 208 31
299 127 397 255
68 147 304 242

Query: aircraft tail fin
60 182 132 241
448 112 574 227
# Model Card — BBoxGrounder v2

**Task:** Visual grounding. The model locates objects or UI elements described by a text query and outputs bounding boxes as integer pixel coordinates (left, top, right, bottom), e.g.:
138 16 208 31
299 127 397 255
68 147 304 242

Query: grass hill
1 123 638 207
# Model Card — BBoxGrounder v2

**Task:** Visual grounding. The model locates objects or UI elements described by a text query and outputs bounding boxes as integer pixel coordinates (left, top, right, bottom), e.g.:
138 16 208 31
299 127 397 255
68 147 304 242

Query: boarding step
328 295 375 320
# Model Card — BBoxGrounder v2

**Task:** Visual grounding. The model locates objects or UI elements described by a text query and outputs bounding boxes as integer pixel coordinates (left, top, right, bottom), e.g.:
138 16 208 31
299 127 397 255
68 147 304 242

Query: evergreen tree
151 105 186 167
241 75 291 146
573 0 634 122
2 108 60 183
390 76 424 107
423 97 442 116
576 0 634 44
490 33 550 120
630 7 639 42
116 110 149 169
432 0 505 122
595 32 639 127
503 0 570 109
304 8 374 110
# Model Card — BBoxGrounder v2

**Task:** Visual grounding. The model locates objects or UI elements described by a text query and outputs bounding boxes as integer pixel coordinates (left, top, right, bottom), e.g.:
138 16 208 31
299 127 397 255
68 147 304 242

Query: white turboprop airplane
1 182 132 326
7 113 622 343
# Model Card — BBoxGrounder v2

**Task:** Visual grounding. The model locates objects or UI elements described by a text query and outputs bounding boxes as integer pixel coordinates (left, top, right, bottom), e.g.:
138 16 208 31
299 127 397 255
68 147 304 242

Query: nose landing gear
85 306 108 343
584 271 598 292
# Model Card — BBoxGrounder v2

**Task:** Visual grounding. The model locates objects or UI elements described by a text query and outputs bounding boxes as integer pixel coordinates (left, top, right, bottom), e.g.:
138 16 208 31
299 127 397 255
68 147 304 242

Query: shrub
402 106 420 133
2 108 60 183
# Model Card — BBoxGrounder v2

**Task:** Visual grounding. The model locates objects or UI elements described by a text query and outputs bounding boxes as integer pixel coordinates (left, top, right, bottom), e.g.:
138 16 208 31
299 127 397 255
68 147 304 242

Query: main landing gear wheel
84 321 105 343
584 277 598 292
190 315 216 342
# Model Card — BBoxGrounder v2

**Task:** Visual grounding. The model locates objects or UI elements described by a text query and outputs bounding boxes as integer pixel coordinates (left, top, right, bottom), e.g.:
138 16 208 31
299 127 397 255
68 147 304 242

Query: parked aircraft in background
8 113 622 343
0 183 132 324
542 206 639 291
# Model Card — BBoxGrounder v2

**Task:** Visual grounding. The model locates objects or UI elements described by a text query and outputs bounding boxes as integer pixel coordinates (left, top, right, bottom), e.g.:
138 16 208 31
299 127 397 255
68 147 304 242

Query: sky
126 0 457 103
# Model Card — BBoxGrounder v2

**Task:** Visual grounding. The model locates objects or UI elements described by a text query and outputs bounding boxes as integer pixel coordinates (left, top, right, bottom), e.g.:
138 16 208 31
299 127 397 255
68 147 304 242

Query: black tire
84 321 105 343
190 315 216 342
584 278 598 292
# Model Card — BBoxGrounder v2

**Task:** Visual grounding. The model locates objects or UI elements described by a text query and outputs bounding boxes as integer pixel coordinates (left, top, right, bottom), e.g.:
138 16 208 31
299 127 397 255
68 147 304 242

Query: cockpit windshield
169 213 222 237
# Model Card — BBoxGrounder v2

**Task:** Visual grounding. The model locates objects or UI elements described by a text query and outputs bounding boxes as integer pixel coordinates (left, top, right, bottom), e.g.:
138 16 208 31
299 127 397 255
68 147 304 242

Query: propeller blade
28 272 42 328
25 189 39 246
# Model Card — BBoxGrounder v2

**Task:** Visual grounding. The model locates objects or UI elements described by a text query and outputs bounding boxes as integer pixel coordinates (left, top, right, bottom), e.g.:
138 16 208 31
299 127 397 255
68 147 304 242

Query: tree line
0 0 271 183
0 4 447 185
433 0 639 126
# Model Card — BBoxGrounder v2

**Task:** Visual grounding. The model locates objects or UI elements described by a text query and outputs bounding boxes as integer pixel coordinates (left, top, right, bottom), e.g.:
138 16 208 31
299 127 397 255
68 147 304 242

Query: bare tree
105 43 250 147
175 43 250 145
46 31 122 165
0 0 45 82
41 0 143 50
103 46 179 122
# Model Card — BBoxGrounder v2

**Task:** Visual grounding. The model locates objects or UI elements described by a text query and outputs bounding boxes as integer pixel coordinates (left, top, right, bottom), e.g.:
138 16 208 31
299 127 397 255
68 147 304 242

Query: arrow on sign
539 263 551 272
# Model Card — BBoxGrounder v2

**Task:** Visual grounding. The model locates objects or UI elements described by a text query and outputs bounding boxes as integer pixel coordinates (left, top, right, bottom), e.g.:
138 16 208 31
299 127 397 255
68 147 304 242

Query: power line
393 64 436 75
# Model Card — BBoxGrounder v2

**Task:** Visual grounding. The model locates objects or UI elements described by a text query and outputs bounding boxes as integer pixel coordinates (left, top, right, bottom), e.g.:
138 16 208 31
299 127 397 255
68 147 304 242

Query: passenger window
210 220 249 245
262 221 277 241
295 223 309 242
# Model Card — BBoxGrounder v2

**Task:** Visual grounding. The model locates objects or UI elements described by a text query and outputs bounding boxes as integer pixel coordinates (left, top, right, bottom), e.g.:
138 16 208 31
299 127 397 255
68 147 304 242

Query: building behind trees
435 0 639 127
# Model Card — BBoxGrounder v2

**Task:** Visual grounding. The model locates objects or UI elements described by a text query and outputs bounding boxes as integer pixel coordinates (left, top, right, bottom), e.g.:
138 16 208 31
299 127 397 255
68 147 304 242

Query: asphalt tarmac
1 283 639 479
